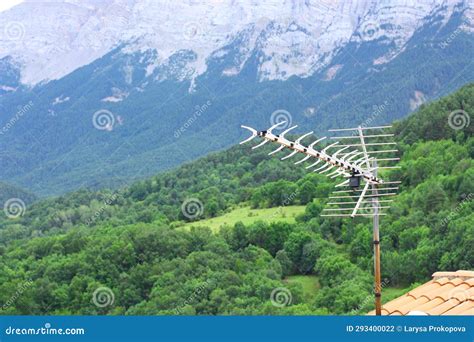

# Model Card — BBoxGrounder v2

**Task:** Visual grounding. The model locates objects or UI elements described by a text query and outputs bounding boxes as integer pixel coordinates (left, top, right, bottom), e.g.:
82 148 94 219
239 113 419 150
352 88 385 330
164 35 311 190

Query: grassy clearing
182 205 306 232
285 275 320 301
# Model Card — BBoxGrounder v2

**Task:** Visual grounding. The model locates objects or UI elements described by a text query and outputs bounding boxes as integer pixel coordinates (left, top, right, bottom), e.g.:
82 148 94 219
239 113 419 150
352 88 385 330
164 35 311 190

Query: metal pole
372 160 382 315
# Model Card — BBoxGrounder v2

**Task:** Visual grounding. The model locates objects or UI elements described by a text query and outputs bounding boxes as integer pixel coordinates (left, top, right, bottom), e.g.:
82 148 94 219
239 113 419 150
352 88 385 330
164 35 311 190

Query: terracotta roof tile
464 279 474 287
443 300 474 315
408 281 440 297
367 270 474 316
415 297 444 311
396 297 430 314
425 299 461 315
382 294 416 312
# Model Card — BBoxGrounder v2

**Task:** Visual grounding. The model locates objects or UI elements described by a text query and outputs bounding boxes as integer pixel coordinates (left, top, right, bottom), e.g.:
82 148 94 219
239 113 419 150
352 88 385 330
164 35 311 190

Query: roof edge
432 270 474 280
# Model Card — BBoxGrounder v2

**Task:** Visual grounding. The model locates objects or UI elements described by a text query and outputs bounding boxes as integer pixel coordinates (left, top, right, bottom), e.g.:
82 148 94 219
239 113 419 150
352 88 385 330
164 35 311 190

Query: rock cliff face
0 0 472 87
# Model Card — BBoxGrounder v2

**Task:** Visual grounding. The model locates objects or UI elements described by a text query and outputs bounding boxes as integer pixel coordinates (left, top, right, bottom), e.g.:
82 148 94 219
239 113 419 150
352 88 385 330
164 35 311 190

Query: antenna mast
240 121 400 315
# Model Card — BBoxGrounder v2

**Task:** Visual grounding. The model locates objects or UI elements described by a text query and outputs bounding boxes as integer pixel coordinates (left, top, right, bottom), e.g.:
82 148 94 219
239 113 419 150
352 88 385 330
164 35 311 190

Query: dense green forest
0 84 472 315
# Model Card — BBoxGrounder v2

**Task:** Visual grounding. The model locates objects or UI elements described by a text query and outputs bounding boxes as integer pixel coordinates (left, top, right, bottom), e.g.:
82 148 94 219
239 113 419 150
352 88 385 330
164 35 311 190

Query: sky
0 0 24 12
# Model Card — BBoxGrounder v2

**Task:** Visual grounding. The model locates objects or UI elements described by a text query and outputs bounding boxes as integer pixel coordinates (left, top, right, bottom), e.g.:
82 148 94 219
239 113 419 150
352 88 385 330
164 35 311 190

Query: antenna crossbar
328 125 392 132
240 126 384 185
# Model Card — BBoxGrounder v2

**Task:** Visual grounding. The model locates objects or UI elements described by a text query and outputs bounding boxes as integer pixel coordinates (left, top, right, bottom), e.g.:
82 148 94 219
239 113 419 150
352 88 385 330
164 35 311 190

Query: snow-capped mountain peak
0 0 472 86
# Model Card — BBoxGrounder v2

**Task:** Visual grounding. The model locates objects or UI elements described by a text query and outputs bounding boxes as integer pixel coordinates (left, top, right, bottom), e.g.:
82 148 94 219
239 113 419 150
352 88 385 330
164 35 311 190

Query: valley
0 84 472 315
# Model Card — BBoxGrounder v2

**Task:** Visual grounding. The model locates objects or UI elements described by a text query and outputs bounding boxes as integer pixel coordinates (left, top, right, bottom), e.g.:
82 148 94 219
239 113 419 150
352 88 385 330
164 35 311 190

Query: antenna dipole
241 123 384 189
240 121 400 315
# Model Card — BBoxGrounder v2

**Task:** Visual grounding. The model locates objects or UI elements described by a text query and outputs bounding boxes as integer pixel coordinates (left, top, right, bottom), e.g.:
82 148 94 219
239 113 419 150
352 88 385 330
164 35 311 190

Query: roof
368 270 474 315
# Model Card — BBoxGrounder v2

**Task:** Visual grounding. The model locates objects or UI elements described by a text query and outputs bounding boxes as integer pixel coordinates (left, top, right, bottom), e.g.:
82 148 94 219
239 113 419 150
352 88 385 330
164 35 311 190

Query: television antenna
240 121 400 315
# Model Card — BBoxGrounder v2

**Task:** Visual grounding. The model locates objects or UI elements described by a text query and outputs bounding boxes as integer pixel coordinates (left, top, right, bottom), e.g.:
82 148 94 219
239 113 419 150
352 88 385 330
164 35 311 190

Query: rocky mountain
1 0 472 86
0 0 473 195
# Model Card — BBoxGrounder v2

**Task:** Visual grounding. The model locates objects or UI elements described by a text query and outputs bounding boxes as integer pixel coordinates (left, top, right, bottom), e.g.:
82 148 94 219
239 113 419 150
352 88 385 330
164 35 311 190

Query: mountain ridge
0 0 472 86
0 1 473 196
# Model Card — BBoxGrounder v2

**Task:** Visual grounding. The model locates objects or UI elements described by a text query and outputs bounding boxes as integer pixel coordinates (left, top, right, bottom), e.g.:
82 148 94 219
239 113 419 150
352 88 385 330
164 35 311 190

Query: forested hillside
0 182 36 209
1 5 472 196
0 84 472 315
